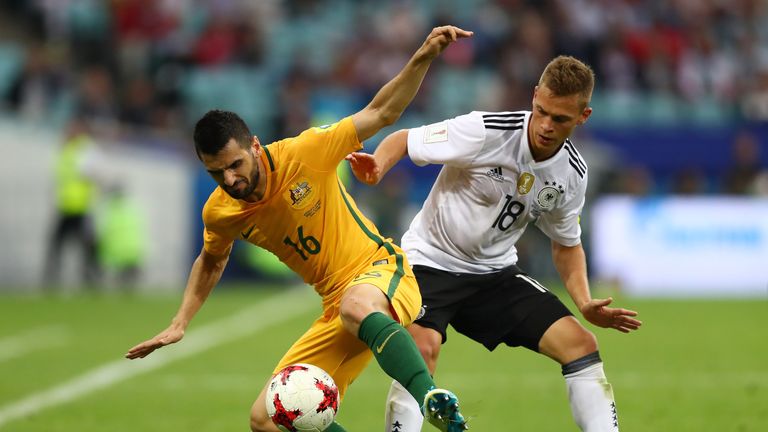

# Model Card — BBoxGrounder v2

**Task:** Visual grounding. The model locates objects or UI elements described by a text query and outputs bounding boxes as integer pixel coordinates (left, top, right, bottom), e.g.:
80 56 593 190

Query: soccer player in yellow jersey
126 26 472 432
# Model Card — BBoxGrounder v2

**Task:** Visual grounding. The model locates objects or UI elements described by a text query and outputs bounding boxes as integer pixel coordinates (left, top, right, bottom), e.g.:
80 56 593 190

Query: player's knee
339 296 385 337
576 328 599 354
339 294 367 330
339 285 390 330
418 343 439 372
540 318 599 363
410 326 441 372
566 328 598 361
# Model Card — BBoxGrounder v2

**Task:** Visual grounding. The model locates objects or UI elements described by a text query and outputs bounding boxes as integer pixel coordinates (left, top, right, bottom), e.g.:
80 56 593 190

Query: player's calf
251 386 281 432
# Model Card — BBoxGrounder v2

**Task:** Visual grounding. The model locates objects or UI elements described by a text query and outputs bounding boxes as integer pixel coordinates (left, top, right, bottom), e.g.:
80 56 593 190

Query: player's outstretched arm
125 246 231 359
346 129 409 185
551 241 642 333
351 25 472 142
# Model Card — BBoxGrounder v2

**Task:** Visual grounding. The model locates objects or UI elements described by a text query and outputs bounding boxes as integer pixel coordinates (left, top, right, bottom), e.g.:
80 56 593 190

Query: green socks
321 313 434 432
358 312 435 403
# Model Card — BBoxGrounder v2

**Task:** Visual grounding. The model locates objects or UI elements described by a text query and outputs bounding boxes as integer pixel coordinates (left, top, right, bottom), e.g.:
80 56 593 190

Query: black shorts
412 264 573 352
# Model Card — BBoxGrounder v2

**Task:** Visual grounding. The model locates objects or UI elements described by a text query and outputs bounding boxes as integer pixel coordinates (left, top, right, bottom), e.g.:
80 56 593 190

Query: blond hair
538 56 595 105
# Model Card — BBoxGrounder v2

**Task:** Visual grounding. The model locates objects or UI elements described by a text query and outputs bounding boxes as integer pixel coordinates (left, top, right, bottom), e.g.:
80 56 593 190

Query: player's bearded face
223 149 259 199
202 140 261 200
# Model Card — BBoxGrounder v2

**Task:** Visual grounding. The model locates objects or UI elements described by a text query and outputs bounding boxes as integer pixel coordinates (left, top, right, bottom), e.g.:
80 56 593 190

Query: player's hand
415 25 473 61
579 298 642 333
125 325 184 359
345 152 382 185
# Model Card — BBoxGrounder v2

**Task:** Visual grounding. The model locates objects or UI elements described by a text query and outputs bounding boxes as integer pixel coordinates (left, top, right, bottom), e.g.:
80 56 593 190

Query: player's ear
578 107 593 125
251 136 261 153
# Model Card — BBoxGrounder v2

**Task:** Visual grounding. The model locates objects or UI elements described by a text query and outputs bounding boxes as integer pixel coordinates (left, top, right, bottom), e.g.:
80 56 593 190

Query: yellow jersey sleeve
203 226 233 256
201 189 236 257
287 117 362 172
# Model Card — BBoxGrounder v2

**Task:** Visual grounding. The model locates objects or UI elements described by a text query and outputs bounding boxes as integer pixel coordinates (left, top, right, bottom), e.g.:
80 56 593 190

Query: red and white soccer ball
265 363 339 432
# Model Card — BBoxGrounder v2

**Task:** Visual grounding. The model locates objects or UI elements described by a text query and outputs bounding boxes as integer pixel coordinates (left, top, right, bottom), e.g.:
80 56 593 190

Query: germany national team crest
536 181 565 210
517 172 535 195
284 178 315 209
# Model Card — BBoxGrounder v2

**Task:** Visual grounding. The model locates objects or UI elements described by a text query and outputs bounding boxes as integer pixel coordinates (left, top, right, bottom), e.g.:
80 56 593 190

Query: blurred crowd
2 0 768 137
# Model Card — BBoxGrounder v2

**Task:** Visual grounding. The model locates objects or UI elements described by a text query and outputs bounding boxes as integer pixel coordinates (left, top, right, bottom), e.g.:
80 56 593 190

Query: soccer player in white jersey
346 56 642 432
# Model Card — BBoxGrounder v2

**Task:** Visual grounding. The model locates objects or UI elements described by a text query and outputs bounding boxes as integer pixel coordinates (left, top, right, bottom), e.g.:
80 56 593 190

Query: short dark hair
538 56 595 106
193 110 252 158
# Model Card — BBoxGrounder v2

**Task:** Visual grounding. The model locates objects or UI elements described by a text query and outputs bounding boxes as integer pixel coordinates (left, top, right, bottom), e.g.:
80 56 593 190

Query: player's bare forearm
172 247 230 328
552 241 642 332
374 129 409 172
551 241 591 309
346 129 409 185
125 247 230 359
359 59 431 131
352 25 472 141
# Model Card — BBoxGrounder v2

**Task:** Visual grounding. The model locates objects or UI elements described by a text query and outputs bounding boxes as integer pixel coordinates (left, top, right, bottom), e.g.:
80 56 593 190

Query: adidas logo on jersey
485 166 504 182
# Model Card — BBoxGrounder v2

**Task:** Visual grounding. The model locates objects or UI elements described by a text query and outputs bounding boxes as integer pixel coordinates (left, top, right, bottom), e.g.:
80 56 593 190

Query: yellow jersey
202 117 402 303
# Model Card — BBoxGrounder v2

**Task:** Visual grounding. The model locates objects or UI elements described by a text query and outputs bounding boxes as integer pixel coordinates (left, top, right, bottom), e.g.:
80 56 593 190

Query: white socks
564 362 619 431
384 380 423 432
383 356 620 432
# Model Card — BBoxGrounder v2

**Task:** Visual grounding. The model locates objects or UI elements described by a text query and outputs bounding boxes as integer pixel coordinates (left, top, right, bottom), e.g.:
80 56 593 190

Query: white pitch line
0 287 317 430
0 325 71 362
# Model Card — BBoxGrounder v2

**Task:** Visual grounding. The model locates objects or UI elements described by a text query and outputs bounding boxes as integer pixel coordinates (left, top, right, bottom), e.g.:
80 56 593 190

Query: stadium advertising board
591 196 768 297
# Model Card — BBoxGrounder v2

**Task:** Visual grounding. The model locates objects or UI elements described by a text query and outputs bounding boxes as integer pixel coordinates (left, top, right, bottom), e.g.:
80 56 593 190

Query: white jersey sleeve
407 112 486 167
535 169 588 247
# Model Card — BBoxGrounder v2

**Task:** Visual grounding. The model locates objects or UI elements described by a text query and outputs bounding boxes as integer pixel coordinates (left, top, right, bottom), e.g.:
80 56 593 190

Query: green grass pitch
0 285 766 431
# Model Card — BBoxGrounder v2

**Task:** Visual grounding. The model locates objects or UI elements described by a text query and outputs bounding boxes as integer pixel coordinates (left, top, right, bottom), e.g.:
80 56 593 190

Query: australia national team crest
517 172 535 195
284 178 315 209
536 180 565 210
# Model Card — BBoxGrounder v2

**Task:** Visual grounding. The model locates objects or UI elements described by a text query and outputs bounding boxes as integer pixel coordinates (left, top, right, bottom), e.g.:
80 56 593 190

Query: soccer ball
265 363 339 432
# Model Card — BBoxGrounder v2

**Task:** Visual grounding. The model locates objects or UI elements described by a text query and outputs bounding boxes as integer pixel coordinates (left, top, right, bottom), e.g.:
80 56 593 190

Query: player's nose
223 169 237 186
541 117 554 132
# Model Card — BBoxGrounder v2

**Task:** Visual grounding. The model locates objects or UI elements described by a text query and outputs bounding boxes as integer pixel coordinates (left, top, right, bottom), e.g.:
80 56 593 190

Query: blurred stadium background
0 0 766 431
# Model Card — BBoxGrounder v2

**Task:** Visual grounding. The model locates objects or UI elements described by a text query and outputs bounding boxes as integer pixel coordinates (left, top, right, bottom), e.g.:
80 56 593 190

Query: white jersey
402 110 588 273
